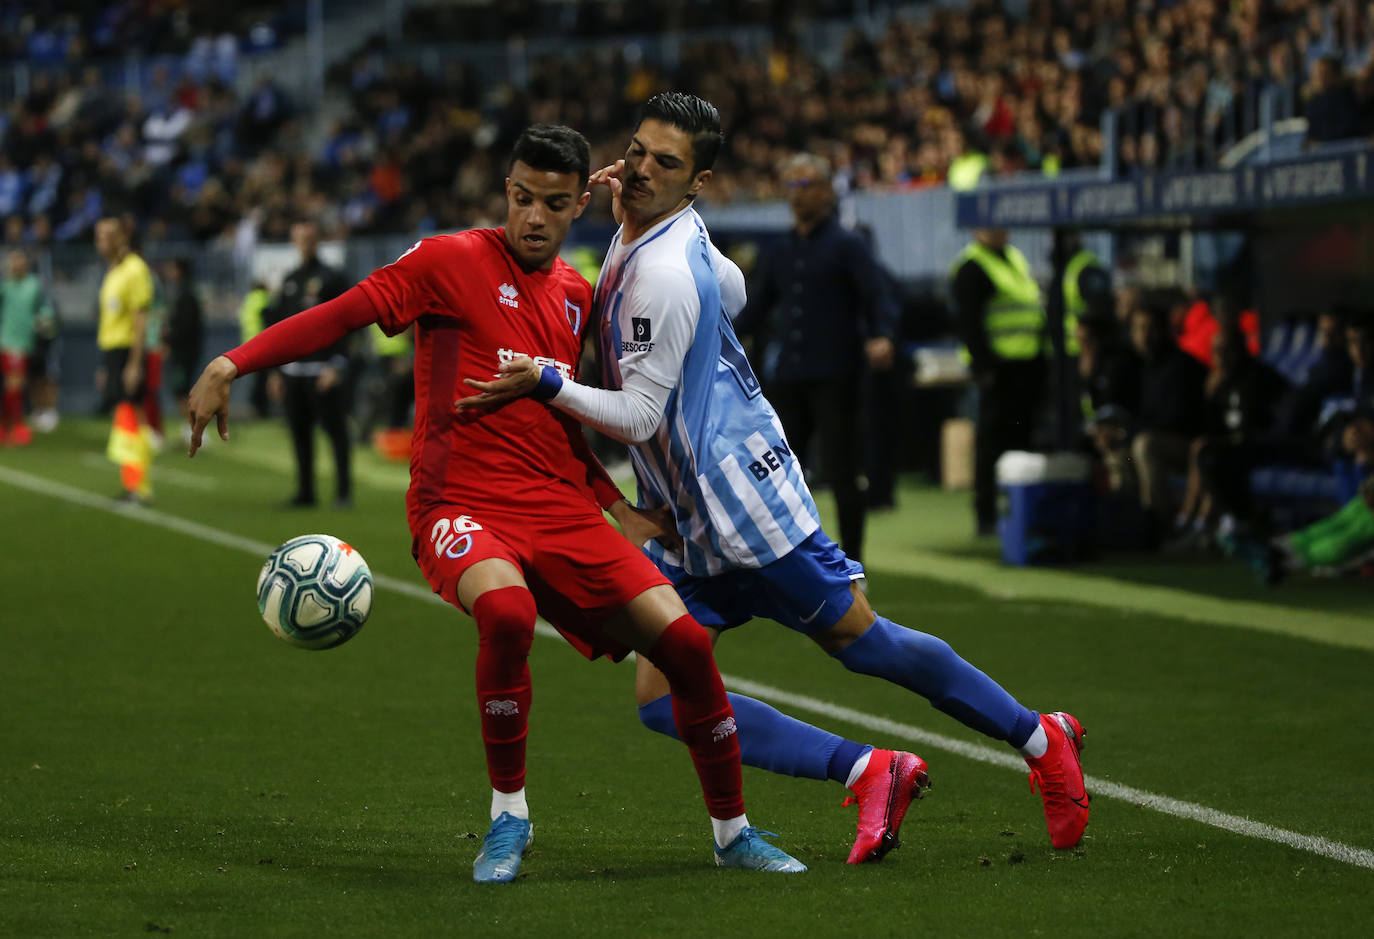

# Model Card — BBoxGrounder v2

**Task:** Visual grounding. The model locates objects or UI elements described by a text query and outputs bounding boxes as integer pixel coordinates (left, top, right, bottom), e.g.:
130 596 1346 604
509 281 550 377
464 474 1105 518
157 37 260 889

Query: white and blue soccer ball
256 534 373 650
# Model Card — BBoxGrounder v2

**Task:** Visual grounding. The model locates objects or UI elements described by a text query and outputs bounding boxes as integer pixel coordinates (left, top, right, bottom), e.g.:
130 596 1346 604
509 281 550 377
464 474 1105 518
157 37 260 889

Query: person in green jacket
0 250 56 445
1222 416 1374 583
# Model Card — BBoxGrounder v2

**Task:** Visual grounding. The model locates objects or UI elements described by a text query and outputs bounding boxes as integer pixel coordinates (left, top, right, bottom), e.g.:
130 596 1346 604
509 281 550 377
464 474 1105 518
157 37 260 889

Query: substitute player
184 124 805 883
463 94 1091 855
0 250 55 446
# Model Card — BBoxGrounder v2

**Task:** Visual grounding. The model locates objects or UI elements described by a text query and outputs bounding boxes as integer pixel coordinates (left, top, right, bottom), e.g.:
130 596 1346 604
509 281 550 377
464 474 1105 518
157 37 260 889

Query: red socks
646 615 745 820
473 594 743 819
143 393 162 436
142 355 163 435
472 586 537 793
2 387 21 424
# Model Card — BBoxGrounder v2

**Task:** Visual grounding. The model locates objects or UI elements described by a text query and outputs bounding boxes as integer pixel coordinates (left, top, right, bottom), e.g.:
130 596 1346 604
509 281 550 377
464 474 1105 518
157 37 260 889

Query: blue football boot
473 812 533 884
714 827 807 873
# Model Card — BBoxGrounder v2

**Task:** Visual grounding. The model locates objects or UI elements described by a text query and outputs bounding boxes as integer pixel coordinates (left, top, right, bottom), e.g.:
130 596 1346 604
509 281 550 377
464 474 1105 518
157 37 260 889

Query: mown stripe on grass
4 462 1372 872
867 550 1374 653
79 452 221 490
204 429 412 492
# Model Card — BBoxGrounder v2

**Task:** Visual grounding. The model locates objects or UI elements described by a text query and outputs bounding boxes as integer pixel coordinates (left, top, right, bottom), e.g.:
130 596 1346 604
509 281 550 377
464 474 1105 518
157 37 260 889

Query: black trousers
974 358 1047 530
1197 439 1255 521
248 370 271 418
1197 437 1317 523
283 373 352 503
768 376 866 564
863 363 905 507
100 347 147 412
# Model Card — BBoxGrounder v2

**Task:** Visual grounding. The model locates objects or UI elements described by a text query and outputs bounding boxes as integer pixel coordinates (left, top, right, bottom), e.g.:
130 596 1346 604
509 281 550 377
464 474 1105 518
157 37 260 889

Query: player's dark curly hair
510 124 591 188
637 92 724 175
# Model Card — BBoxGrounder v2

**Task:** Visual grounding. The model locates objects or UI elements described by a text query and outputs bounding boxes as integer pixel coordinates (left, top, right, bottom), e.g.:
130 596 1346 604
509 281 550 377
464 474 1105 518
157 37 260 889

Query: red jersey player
183 125 805 883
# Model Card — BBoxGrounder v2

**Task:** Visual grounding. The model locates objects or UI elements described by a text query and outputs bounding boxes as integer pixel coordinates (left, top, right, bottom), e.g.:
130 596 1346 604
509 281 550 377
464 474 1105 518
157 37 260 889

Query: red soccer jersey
357 228 609 531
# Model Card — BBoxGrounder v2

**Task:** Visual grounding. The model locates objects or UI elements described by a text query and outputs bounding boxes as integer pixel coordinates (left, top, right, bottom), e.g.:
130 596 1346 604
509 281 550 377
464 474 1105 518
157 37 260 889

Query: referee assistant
95 216 156 501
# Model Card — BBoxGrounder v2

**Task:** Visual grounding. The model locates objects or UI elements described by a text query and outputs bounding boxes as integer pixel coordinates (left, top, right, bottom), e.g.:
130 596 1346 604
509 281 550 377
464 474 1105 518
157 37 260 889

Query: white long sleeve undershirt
543 213 746 447
548 367 672 445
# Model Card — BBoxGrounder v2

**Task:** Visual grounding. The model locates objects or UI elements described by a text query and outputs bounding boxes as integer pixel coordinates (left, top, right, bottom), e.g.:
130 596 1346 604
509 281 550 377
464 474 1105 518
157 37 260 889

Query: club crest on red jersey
565 299 582 334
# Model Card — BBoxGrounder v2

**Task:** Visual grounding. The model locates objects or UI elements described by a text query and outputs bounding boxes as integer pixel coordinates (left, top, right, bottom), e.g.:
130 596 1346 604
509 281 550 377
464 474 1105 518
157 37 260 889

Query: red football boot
843 749 931 864
9 423 32 446
1026 711 1089 849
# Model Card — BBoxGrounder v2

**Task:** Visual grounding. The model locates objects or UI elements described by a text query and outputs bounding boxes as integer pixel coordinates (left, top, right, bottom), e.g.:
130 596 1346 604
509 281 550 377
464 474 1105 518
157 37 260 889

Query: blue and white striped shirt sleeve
546 262 699 444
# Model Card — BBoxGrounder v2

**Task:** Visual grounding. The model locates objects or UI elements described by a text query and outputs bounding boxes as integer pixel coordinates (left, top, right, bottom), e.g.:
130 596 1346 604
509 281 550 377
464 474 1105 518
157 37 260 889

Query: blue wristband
531 364 564 402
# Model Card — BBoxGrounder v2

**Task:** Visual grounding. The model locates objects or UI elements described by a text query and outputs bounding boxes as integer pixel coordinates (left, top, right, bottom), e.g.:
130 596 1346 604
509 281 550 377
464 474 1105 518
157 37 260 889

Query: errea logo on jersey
498 283 520 308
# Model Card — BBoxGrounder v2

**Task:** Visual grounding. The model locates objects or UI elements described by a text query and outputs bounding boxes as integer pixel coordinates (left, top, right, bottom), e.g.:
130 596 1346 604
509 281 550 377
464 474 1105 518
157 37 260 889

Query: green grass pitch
2 418 1372 937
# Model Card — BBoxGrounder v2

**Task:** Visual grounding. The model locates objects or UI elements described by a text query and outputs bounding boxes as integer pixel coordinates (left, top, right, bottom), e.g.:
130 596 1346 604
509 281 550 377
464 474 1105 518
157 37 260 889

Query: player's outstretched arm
457 355 543 409
458 354 667 444
185 285 382 456
186 355 238 456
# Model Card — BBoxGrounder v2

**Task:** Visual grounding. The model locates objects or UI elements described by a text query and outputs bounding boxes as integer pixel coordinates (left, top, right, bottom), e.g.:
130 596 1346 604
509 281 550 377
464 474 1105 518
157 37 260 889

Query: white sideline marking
3 462 1372 871
723 676 1374 871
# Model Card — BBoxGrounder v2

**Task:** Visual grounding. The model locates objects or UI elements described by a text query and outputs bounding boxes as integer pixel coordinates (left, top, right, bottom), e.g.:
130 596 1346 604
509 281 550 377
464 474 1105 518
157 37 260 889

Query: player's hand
186 355 238 457
610 500 682 552
1342 423 1362 455
589 159 626 226
865 336 895 371
456 354 541 410
317 365 342 392
121 358 143 395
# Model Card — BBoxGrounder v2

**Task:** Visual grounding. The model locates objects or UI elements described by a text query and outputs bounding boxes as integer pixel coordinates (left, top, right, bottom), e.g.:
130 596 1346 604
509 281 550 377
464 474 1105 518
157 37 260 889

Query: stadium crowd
7 0 1374 244
2 1 1372 578
0 2 302 62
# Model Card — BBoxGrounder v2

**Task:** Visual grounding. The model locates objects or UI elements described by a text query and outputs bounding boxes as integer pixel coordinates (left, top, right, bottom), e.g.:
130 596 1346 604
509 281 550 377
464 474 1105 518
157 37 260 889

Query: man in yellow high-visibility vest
95 216 156 502
950 228 1047 535
1059 234 1112 357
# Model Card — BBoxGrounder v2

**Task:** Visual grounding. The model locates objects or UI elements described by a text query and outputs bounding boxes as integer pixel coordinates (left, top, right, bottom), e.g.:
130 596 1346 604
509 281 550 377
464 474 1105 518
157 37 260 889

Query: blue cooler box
996 452 1096 566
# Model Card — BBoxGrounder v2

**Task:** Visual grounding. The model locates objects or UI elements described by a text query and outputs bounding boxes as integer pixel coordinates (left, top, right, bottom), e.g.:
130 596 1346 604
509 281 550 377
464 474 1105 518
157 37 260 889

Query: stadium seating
7 0 1374 245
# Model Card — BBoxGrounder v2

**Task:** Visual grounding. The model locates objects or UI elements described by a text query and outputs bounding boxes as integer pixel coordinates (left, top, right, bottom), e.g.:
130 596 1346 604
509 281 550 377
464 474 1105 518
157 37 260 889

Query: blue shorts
654 529 865 634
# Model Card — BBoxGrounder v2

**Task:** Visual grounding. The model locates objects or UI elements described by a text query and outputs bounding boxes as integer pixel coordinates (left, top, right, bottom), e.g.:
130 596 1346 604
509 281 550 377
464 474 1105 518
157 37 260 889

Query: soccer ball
256 534 373 650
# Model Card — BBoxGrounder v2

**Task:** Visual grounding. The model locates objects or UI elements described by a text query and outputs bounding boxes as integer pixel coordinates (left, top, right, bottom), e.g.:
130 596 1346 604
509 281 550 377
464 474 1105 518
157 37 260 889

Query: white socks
491 787 529 821
845 749 874 789
1018 723 1049 760
712 814 750 848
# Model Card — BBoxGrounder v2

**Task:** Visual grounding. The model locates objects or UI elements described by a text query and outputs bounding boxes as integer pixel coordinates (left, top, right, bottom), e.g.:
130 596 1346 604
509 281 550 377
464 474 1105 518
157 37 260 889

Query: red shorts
0 351 27 380
411 502 670 661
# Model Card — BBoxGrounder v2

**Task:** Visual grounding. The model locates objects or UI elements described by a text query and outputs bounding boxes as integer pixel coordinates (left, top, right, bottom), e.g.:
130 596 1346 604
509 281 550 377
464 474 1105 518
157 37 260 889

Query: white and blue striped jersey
593 205 821 575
